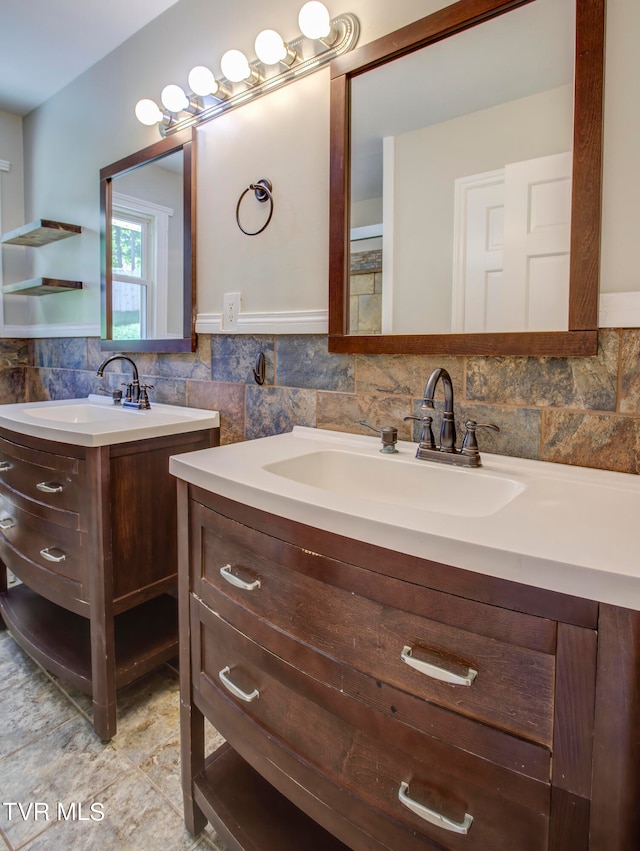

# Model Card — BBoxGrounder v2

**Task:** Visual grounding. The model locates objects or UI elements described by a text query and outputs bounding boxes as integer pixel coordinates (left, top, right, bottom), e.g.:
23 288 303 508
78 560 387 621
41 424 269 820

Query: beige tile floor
0 627 228 851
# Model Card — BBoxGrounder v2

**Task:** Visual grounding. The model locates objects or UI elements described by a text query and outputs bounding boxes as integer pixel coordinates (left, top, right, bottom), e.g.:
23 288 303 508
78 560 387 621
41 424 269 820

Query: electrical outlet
223 292 241 330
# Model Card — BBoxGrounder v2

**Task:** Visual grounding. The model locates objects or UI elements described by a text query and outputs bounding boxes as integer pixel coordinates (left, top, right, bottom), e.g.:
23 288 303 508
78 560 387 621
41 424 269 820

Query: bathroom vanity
171 427 640 851
0 396 219 740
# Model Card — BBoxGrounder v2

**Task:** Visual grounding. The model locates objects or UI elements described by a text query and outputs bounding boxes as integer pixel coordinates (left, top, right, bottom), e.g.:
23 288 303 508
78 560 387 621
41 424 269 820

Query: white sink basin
0 395 220 446
264 449 524 517
170 425 640 609
23 402 132 424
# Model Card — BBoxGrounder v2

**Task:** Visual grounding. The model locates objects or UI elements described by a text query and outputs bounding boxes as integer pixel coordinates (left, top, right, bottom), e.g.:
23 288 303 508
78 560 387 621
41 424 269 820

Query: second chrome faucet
404 367 499 468
96 354 154 410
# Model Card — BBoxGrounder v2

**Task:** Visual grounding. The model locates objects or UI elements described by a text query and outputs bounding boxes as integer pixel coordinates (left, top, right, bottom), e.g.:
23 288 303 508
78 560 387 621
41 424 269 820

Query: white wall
7 0 441 334
1 0 637 334
390 85 573 334
0 110 29 326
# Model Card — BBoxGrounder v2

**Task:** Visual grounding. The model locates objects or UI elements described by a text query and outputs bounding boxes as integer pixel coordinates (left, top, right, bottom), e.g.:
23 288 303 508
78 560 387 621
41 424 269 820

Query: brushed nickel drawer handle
36 481 64 494
0 517 15 530
39 547 67 563
401 645 477 686
218 666 259 703
398 781 473 835
0 461 12 471
220 564 261 591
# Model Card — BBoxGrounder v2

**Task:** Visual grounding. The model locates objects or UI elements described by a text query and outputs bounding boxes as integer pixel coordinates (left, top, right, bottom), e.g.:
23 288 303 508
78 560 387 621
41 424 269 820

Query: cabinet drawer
192 505 555 746
192 599 550 851
0 501 88 611
0 437 84 520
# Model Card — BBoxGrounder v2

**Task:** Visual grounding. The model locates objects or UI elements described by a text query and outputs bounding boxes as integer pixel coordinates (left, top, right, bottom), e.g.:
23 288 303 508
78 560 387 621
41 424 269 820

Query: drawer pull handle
401 645 477 686
36 481 64 494
398 781 473 835
220 564 261 591
39 547 67 564
218 666 259 703
0 517 15 530
0 461 11 472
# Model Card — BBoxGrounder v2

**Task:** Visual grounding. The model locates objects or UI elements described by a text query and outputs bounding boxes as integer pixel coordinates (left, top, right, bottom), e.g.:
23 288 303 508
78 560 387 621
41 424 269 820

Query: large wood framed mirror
328 0 605 356
100 128 196 352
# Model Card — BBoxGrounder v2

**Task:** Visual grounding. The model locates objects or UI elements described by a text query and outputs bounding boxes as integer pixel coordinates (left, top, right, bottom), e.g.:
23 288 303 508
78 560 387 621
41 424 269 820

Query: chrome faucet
404 367 499 468
96 354 152 409
422 367 456 451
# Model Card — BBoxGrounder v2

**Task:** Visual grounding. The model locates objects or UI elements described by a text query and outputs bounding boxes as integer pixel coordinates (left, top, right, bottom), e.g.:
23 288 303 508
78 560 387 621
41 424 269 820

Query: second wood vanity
0 397 219 740
172 428 640 851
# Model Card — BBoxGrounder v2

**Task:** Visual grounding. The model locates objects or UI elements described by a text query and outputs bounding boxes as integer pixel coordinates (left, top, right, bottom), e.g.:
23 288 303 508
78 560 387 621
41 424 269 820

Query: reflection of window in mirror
111 195 173 340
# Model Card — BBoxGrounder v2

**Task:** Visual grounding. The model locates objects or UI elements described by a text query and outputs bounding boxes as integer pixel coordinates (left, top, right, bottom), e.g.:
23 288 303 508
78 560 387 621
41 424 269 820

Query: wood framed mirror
328 0 605 356
100 128 196 352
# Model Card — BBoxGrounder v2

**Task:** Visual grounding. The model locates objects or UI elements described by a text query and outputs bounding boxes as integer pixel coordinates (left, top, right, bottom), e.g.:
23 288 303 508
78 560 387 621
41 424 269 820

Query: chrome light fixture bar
135 3 359 137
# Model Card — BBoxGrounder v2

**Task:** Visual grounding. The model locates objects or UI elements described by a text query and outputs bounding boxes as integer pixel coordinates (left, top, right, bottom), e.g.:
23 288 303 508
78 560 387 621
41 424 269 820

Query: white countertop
0 395 220 447
170 426 640 610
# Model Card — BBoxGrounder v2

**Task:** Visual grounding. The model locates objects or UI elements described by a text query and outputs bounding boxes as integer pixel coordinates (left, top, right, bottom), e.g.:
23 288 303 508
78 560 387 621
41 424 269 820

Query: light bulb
221 49 251 82
298 1 332 39
188 65 216 96
161 84 189 113
135 98 163 126
255 29 287 65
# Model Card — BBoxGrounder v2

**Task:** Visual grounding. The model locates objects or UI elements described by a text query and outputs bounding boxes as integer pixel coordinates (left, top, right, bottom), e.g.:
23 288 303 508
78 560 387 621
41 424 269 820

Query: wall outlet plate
223 292 242 330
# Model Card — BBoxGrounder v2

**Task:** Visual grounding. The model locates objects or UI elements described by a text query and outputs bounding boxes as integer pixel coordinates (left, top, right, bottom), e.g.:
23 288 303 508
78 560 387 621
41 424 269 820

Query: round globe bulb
134 99 163 126
188 65 216 96
161 84 188 113
254 29 287 65
220 49 251 83
298 1 331 39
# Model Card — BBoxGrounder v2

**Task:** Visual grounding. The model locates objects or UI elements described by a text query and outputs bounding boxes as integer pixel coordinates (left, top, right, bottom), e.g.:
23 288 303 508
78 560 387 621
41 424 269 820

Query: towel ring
236 178 273 236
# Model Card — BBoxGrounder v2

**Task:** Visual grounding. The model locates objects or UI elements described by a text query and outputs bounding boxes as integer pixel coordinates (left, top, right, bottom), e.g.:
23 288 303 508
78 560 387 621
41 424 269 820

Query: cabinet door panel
192 599 550 851
0 437 84 518
192 507 555 745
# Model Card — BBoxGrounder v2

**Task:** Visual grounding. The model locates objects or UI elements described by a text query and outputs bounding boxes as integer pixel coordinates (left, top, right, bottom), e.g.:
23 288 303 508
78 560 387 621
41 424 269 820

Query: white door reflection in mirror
452 152 571 333
349 0 575 336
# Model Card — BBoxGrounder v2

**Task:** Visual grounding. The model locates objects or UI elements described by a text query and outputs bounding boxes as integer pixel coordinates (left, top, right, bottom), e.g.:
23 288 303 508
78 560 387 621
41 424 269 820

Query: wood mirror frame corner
100 127 196 353
328 0 605 357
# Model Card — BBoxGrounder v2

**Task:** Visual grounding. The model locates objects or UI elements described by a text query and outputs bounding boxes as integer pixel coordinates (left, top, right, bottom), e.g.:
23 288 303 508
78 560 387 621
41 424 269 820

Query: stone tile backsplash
0 331 637 473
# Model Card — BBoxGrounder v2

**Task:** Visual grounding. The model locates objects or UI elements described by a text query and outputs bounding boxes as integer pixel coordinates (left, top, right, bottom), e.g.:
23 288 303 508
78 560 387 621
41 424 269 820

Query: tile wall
1 329 638 474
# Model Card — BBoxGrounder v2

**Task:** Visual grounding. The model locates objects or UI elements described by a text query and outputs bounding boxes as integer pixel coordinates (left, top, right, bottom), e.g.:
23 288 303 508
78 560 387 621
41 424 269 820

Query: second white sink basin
0 395 220 446
23 402 131 424
264 448 524 517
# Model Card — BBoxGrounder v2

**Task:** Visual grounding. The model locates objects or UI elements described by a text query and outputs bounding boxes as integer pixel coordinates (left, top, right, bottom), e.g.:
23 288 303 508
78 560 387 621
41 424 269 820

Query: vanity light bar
135 2 360 137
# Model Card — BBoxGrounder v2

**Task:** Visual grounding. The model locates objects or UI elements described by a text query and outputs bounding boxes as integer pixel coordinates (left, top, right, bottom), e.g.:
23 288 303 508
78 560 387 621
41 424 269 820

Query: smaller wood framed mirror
328 0 605 357
100 128 196 352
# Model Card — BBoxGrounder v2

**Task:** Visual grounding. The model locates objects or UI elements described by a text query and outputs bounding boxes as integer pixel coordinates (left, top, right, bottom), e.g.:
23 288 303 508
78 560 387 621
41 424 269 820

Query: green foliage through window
112 218 143 277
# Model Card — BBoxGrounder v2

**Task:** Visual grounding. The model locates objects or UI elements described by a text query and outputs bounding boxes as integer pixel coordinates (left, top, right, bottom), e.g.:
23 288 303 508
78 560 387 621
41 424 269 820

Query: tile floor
0 627 228 851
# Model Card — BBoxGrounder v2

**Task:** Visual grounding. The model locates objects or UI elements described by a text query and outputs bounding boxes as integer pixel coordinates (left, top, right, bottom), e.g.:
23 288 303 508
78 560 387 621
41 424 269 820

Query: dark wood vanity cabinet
177 483 640 851
0 425 218 739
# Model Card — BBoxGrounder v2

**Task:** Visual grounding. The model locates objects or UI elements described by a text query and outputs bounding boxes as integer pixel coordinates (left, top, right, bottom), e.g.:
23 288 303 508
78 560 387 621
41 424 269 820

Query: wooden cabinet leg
0 559 7 630
90 613 117 741
181 696 207 836
177 479 206 836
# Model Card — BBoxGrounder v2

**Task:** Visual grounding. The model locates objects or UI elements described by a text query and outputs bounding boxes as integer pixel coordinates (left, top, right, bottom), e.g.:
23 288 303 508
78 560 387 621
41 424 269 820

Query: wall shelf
0 219 82 247
2 277 83 296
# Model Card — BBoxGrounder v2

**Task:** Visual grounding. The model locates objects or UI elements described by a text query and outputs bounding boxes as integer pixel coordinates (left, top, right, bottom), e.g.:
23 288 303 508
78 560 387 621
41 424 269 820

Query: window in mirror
100 129 195 353
329 0 604 356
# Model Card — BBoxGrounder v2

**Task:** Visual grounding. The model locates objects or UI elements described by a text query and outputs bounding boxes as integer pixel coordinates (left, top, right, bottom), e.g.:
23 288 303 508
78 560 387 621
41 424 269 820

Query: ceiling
0 0 182 116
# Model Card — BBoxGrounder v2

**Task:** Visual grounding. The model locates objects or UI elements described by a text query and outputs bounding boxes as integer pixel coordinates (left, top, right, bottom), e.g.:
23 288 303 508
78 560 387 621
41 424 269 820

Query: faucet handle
359 421 398 454
461 421 500 457
404 415 436 450
139 384 154 409
121 382 133 403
